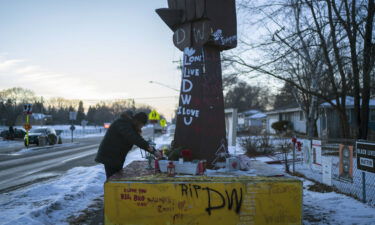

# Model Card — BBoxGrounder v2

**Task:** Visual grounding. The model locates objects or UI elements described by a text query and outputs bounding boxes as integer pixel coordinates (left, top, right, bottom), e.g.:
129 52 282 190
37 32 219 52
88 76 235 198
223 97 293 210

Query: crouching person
95 111 161 179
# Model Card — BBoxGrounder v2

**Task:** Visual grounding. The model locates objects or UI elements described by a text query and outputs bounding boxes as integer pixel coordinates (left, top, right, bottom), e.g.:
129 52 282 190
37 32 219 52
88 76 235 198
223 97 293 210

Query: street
0 126 155 193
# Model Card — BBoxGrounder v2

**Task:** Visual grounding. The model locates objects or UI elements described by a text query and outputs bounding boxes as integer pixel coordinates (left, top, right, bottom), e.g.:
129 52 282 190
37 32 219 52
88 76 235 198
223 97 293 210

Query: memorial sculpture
103 4 303 224
156 0 237 166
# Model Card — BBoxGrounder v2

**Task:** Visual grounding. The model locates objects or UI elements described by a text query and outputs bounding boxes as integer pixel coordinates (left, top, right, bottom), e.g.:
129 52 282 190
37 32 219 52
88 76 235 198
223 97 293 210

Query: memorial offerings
311 140 322 171
312 140 322 165
302 139 312 168
322 157 332 186
339 144 353 182
156 0 237 165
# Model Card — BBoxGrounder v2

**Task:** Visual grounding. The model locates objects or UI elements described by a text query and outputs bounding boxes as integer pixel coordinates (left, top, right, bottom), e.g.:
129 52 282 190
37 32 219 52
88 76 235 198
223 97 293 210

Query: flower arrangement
180 149 192 161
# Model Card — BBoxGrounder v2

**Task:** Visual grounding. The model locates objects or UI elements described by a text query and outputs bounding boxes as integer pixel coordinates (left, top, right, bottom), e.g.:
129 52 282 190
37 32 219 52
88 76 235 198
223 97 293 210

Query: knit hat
133 112 148 125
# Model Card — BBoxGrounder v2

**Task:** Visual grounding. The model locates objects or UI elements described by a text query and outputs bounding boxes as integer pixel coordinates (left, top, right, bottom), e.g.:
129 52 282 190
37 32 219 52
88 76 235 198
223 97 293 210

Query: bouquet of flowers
180 149 192 161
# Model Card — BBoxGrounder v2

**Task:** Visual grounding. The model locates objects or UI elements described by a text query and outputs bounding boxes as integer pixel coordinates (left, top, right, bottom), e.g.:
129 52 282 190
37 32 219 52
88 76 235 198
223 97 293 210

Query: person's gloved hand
154 149 163 159
148 146 162 159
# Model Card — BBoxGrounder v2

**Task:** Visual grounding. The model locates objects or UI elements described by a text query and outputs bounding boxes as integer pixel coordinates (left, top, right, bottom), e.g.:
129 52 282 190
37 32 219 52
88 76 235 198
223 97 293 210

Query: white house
265 107 307 134
237 109 266 132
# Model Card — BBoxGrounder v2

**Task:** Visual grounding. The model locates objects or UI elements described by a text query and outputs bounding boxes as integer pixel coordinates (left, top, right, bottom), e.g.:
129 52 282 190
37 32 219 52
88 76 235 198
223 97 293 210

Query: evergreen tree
86 106 96 124
224 81 270 112
76 101 85 123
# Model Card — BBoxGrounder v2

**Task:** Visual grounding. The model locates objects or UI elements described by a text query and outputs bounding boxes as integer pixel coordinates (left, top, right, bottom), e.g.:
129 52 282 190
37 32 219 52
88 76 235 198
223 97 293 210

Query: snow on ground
1 131 375 224
0 165 106 225
0 140 23 148
302 178 375 225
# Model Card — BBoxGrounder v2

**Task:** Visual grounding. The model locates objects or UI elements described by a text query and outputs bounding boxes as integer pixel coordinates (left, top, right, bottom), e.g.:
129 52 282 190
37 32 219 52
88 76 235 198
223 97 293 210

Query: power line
81 96 178 103
149 81 179 92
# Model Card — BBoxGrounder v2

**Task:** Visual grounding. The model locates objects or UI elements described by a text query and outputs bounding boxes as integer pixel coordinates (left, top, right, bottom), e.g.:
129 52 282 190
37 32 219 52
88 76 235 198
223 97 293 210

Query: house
237 109 266 133
249 112 267 127
265 97 375 139
265 107 307 134
320 97 375 139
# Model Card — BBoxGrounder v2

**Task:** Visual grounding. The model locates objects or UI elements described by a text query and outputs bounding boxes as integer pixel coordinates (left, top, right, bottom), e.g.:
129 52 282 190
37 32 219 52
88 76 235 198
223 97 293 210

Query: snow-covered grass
1 131 375 224
295 155 375 207
302 178 375 225
0 165 106 225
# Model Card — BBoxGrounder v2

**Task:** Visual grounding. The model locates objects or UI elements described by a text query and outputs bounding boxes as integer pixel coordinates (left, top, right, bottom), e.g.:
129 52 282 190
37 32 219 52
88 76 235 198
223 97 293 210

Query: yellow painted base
104 176 302 225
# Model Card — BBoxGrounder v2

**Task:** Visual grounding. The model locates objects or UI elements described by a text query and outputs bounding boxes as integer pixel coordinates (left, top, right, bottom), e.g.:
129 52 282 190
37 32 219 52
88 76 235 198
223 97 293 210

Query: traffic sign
148 110 160 121
160 119 167 128
70 125 76 131
23 124 32 131
23 104 32 115
81 120 88 127
69 111 77 120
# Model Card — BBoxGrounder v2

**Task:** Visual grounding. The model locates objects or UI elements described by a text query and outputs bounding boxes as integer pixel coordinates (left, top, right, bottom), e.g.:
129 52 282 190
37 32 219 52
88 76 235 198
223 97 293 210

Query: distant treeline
0 87 155 126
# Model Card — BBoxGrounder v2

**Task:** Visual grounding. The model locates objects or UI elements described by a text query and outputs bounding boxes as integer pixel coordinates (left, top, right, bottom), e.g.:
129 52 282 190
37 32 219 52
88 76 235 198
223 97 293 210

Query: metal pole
26 114 29 147
71 121 73 143
152 123 155 142
293 142 296 173
362 171 366 203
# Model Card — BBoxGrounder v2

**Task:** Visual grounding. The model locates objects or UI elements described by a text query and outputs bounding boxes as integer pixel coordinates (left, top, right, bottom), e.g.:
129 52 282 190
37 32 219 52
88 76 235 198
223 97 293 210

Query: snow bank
0 165 105 225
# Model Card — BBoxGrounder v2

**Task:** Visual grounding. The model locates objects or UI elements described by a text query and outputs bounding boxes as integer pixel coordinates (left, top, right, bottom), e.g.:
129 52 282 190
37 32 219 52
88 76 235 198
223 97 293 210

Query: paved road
0 137 103 193
0 126 155 193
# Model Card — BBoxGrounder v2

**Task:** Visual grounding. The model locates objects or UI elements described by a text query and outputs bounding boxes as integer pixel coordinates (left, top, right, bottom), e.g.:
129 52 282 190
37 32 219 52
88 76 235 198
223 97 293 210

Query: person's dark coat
95 115 149 169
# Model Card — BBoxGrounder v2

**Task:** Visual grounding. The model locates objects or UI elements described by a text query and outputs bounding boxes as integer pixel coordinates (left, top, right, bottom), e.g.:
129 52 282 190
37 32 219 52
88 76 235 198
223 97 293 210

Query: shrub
271 120 292 133
240 137 273 157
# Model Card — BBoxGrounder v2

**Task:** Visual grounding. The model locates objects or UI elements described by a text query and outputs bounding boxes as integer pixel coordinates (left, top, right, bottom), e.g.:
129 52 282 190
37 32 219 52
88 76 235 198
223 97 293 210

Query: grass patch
307 182 334 193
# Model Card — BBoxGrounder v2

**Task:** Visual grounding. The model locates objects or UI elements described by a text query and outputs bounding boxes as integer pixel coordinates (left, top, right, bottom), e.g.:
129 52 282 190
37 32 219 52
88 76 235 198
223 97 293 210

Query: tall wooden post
156 0 237 165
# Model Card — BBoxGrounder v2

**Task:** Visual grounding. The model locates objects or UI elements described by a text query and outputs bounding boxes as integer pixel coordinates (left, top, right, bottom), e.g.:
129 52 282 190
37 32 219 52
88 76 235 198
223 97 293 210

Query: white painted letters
193 23 205 42
176 28 186 45
184 117 193 125
178 48 204 126
181 94 192 105
182 79 193 92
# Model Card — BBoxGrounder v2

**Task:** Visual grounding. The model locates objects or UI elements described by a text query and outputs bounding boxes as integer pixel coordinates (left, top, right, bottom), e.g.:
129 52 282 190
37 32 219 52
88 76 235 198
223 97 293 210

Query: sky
0 0 182 120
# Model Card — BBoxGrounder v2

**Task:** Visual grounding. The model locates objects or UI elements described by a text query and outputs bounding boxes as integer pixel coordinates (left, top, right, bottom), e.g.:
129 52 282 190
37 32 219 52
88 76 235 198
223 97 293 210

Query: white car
166 124 176 136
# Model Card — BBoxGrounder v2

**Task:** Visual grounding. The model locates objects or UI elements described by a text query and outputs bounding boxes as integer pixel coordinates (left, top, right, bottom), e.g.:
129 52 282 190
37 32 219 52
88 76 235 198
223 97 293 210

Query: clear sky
0 0 182 120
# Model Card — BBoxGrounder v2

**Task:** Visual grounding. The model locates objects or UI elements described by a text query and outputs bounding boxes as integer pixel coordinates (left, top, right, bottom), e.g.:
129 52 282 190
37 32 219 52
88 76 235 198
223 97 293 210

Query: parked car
24 127 58 146
0 128 26 140
55 130 63 144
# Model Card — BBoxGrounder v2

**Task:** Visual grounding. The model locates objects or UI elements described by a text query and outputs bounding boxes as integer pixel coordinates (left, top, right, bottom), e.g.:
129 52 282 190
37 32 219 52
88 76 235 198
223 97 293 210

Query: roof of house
320 96 375 108
265 96 375 116
265 107 302 115
249 112 267 119
241 109 261 116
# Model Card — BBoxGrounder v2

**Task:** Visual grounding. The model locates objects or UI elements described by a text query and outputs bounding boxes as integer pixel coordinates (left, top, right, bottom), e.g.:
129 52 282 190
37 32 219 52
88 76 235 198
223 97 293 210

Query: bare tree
225 0 374 139
224 81 270 111
0 87 37 104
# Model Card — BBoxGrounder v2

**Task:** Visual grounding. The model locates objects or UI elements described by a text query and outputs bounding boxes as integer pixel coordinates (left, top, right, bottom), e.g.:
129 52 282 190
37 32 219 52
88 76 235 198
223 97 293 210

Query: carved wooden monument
156 0 237 165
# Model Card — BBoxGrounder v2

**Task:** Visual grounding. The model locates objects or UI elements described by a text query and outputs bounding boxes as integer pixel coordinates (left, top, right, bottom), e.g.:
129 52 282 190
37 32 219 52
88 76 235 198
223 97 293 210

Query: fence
241 135 375 207
290 138 375 207
59 127 105 139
